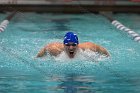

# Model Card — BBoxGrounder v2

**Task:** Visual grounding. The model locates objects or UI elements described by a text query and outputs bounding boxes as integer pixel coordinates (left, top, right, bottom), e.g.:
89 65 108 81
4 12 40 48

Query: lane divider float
0 11 17 33
100 12 140 42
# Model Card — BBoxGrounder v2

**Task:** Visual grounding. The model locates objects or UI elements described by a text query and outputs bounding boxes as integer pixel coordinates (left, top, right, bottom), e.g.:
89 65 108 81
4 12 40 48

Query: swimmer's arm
97 46 110 56
36 47 47 57
79 42 110 56
36 43 64 57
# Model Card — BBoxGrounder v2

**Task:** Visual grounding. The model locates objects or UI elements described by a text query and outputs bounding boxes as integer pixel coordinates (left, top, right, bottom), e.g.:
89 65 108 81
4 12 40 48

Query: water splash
54 49 109 63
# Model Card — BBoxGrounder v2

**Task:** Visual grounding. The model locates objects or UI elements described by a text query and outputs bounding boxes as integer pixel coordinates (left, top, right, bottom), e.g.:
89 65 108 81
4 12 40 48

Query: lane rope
1 6 136 83
0 11 17 33
100 12 140 42
74 2 138 85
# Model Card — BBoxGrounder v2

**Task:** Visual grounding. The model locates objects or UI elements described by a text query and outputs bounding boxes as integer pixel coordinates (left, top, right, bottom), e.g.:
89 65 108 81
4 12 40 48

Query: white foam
54 49 108 62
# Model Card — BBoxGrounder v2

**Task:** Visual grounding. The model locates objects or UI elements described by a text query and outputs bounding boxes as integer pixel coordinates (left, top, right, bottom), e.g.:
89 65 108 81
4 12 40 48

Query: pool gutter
0 4 140 13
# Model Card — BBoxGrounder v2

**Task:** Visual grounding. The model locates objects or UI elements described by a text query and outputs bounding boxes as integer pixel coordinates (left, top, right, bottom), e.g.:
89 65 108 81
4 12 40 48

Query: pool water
0 12 140 93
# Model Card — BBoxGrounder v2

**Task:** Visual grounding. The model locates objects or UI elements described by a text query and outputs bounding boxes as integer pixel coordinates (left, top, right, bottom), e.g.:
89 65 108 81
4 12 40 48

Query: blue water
0 12 140 93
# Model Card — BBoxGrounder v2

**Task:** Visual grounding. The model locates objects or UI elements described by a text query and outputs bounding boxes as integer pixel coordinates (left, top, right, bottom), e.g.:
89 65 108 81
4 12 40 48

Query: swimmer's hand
36 47 46 58
99 47 110 57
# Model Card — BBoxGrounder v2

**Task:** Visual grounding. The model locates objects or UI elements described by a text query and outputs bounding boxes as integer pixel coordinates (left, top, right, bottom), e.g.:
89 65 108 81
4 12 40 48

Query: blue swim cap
63 32 79 45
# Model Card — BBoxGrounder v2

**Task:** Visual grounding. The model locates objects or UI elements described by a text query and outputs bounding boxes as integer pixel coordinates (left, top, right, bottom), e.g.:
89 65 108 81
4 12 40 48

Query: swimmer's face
64 42 78 58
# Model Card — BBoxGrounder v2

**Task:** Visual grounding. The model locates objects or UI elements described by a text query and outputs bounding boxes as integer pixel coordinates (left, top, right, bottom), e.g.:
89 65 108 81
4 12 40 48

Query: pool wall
0 4 140 13
0 0 140 13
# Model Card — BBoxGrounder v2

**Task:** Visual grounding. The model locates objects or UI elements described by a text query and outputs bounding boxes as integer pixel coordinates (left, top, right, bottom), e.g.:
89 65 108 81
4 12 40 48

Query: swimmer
36 32 110 58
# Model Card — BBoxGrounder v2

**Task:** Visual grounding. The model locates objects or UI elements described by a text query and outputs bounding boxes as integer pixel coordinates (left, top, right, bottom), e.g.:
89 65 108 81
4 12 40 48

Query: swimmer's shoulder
78 42 98 50
45 42 64 56
45 42 63 48
78 42 110 56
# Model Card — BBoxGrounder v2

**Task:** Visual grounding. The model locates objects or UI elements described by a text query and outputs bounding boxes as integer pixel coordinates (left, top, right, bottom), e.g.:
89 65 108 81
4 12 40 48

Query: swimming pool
0 12 140 93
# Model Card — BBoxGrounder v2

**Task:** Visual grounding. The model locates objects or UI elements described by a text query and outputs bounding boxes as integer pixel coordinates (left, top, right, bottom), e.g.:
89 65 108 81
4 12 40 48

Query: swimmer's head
63 32 79 45
63 32 79 58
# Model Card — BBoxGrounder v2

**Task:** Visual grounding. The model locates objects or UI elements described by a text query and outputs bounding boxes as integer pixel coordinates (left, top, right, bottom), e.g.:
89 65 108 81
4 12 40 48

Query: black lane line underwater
100 12 140 43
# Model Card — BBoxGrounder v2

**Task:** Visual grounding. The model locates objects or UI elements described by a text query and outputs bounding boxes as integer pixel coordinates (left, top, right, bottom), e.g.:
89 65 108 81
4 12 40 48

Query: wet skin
64 42 78 58
36 42 110 58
